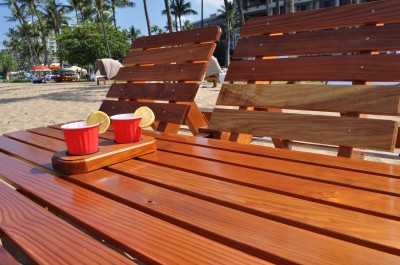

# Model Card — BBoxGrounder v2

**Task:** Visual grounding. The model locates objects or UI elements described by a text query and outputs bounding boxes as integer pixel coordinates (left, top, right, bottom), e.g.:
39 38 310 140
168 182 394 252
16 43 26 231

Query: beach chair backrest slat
123 43 215 66
107 83 199 102
132 26 221 49
99 100 190 124
225 54 400 83
241 1 400 36
114 63 207 82
208 109 398 152
216 84 400 115
208 1 400 158
234 24 400 58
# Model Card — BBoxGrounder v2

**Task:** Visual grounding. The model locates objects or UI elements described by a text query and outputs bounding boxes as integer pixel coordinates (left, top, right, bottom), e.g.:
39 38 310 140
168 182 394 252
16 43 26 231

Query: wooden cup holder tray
52 135 157 175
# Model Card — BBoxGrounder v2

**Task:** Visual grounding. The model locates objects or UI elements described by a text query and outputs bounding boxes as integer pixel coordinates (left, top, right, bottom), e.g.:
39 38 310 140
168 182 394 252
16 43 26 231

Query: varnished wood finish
0 180 132 265
114 63 207 82
208 109 397 151
99 100 190 124
218 84 400 115
52 136 157 175
241 1 400 36
109 26 220 135
124 43 215 66
208 1 400 157
107 83 199 101
235 24 400 58
225 54 400 82
132 26 221 49
0 127 399 263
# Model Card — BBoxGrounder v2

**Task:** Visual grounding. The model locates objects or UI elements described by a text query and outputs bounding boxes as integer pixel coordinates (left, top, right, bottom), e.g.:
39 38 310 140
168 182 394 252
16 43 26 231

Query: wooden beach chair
99 26 221 135
204 0 400 159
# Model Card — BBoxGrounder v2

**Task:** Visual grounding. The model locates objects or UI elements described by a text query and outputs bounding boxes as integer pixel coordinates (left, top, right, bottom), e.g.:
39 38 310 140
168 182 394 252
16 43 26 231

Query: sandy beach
0 81 398 164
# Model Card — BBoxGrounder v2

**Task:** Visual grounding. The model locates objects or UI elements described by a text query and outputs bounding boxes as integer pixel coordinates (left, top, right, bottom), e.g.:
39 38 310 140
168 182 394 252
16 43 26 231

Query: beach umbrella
31 65 51 71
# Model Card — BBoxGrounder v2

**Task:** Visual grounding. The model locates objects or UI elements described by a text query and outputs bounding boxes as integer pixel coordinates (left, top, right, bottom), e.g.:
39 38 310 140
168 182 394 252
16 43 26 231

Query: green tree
143 0 151 35
128 25 141 43
0 51 18 77
56 22 130 67
170 0 197 31
150 25 163 35
163 0 173 32
108 0 135 29
219 0 239 67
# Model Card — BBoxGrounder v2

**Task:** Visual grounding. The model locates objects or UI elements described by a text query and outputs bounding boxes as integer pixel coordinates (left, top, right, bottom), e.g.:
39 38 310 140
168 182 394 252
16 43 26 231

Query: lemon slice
134 106 155 128
86 111 110 134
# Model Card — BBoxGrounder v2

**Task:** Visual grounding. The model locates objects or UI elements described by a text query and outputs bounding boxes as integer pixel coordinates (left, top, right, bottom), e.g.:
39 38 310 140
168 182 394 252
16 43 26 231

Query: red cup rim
61 121 99 130
110 113 142 121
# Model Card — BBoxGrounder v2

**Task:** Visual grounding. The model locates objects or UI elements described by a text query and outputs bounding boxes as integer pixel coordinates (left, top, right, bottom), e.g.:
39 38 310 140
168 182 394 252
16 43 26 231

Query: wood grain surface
0 180 132 265
225 54 400 82
234 24 400 58
208 109 397 151
106 83 199 101
217 84 400 115
132 26 221 49
241 1 400 36
124 43 215 66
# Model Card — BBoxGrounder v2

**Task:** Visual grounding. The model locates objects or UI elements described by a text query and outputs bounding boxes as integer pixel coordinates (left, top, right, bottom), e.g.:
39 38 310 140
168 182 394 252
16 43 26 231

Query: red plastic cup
110 114 142 144
61 121 99 155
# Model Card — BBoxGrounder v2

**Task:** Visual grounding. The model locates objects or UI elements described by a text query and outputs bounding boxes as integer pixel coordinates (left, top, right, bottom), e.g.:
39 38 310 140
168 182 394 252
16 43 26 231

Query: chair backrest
99 26 221 134
207 1 400 158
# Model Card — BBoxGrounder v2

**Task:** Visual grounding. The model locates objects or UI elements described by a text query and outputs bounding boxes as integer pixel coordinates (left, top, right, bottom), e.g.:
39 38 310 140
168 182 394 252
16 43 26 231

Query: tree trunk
285 0 294 13
164 0 173 32
224 0 230 67
265 0 271 16
143 0 151 35
275 0 280 15
236 0 245 26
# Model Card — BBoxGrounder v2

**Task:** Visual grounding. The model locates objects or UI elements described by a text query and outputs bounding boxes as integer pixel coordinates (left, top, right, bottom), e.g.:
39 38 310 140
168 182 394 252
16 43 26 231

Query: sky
0 0 223 50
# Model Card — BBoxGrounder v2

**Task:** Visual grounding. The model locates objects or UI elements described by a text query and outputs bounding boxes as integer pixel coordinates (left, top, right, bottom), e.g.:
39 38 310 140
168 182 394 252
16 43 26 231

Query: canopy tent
95 59 123 79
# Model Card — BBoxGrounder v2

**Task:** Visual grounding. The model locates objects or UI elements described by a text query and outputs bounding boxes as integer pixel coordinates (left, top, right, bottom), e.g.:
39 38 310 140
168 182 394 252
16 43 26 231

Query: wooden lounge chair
99 26 221 135
204 1 400 159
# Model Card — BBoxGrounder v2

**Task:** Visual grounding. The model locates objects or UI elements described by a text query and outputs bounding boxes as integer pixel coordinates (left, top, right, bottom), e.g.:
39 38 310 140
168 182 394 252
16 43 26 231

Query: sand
0 81 398 164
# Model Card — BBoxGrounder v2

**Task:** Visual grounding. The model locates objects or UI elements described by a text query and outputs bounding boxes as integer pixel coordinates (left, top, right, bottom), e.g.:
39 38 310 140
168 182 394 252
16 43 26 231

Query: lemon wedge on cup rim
134 106 155 128
86 111 110 134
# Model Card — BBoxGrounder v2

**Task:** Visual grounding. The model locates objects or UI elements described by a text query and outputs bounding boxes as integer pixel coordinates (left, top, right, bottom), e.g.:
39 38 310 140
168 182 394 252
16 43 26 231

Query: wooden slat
217 84 400 115
234 24 400 58
72 165 400 261
132 26 221 49
241 1 400 36
225 54 400 82
124 43 215 66
0 245 19 265
0 151 268 265
106 83 199 101
207 109 397 151
0 182 132 265
114 63 207 82
99 100 190 124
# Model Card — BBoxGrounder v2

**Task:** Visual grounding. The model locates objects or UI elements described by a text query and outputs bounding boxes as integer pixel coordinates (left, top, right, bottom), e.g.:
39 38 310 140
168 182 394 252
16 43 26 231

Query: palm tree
219 0 238 67
183 19 193 30
128 25 141 43
0 0 39 65
21 0 50 65
108 0 135 29
41 0 72 65
143 0 151 35
170 0 197 31
94 0 112 57
163 0 173 32
68 0 85 22
236 0 244 26
275 0 280 15
150 25 163 35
